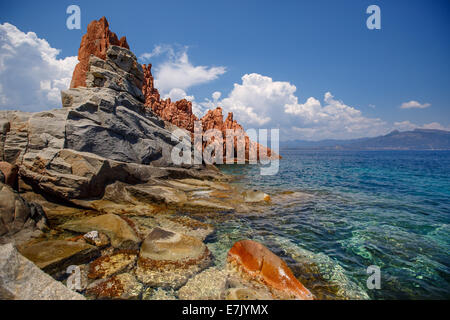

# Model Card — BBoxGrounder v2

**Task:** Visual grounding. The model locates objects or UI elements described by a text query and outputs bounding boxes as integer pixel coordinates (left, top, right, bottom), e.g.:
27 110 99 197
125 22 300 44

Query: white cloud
139 44 174 62
421 122 449 130
400 100 431 109
0 23 77 111
393 120 449 131
213 73 387 140
162 88 194 102
147 45 226 95
212 91 221 101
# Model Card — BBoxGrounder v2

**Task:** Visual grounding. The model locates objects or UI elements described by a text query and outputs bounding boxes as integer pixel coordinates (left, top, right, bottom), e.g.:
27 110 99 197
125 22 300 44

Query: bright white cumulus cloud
400 100 431 109
0 23 77 111
140 45 226 96
212 73 388 140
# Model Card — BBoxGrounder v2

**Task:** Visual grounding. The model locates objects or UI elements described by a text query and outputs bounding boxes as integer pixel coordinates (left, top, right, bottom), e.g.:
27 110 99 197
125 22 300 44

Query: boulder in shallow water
227 240 314 300
135 227 212 288
0 243 85 300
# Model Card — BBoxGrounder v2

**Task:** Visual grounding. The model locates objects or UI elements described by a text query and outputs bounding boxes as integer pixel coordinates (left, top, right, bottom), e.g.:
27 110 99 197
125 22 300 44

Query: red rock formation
142 66 280 161
70 17 280 162
70 17 130 88
227 240 314 300
143 64 198 132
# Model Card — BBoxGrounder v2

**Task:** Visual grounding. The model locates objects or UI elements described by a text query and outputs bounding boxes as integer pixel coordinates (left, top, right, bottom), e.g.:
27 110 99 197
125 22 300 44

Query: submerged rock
86 272 143 300
17 240 100 276
135 227 212 289
0 243 85 300
227 240 314 300
178 267 228 300
83 231 110 248
242 190 271 203
60 213 140 249
88 250 137 279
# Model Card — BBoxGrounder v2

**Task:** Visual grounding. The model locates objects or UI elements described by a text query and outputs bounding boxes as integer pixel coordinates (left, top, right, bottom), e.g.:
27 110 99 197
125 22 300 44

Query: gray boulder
0 44 225 203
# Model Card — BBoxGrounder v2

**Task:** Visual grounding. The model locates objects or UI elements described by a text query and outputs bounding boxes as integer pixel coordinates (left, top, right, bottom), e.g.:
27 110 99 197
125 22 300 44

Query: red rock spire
70 16 130 88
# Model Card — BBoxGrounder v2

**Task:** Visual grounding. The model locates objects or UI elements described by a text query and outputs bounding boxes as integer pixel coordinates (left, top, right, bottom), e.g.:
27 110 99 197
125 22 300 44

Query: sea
209 149 450 299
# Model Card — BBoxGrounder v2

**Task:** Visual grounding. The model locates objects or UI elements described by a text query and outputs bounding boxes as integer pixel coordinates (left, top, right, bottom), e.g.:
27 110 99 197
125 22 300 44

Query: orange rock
141 64 281 162
70 17 130 88
227 240 314 300
0 161 18 189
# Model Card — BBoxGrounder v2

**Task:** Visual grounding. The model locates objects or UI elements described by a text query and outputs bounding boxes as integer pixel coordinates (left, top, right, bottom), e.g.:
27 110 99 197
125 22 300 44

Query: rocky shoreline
0 17 310 300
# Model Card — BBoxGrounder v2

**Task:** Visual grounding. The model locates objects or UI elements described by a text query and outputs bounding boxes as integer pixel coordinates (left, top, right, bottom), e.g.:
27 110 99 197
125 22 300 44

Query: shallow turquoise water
215 150 450 299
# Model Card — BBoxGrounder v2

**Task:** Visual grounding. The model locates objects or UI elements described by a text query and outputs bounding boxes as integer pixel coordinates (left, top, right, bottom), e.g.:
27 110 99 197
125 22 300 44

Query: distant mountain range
281 129 450 150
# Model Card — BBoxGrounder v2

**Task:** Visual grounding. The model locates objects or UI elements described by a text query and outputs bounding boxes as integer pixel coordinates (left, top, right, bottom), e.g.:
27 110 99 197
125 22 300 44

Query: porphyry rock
227 240 314 300
71 16 130 88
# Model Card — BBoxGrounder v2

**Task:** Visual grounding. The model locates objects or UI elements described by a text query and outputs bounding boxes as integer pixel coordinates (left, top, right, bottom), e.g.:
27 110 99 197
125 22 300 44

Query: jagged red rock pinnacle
70 16 130 88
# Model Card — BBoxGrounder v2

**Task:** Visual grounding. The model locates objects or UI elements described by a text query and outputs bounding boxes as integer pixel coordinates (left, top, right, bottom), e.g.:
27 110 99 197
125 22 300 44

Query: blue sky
0 0 449 140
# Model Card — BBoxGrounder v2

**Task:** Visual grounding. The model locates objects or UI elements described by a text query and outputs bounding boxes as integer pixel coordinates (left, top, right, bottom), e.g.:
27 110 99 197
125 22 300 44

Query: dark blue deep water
214 150 450 299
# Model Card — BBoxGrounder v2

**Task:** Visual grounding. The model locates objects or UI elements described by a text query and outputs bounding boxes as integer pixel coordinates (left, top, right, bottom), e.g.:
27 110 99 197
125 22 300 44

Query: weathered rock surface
86 272 143 300
227 240 314 300
0 161 18 189
0 243 85 300
61 213 140 249
136 227 212 288
71 16 130 88
0 182 47 245
17 240 100 276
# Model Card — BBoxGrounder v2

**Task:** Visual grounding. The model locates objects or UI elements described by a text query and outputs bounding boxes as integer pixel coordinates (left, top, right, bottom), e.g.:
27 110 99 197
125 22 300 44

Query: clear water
212 150 450 299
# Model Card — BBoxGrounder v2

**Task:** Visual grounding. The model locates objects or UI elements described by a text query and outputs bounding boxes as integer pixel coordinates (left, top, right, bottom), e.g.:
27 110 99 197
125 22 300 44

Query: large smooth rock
0 243 85 300
60 213 140 249
18 240 100 276
135 227 212 288
227 240 314 300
